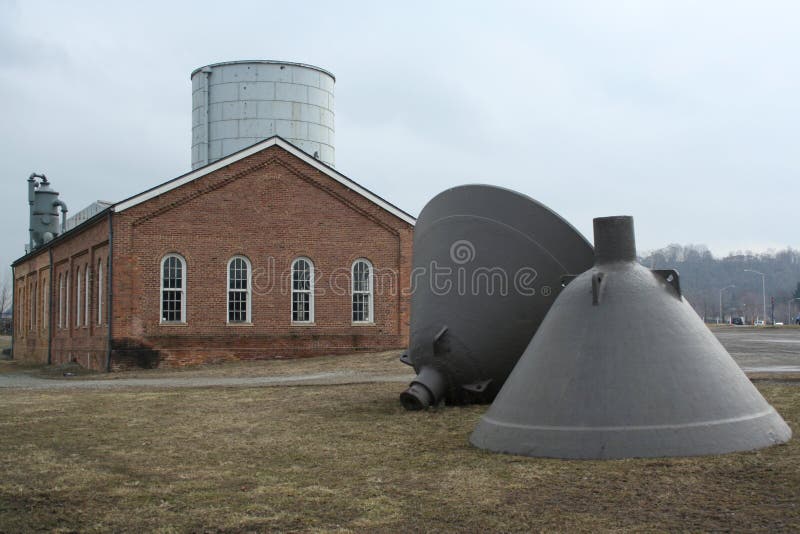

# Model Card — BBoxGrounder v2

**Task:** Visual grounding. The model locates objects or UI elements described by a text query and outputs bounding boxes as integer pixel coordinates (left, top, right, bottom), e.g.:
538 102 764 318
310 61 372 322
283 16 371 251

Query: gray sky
2 0 798 271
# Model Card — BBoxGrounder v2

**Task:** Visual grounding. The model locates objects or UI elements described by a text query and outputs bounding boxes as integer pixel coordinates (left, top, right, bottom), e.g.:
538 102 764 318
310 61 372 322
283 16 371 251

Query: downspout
105 210 113 372
47 247 53 365
10 266 15 359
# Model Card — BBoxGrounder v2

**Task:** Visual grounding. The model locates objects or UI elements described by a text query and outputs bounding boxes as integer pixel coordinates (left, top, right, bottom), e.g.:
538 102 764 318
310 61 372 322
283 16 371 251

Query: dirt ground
0 382 798 532
0 327 798 531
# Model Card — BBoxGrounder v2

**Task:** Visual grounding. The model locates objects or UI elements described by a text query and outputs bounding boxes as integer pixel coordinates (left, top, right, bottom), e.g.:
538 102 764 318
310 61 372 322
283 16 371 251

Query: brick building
12 137 415 370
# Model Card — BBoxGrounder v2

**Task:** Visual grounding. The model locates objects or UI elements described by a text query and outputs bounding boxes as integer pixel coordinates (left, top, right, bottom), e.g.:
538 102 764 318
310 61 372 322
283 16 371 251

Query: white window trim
227 255 252 324
352 259 374 324
58 273 63 329
84 265 90 328
30 281 36 331
42 279 48 331
65 272 70 328
291 257 315 324
160 254 187 324
75 267 81 327
97 260 103 325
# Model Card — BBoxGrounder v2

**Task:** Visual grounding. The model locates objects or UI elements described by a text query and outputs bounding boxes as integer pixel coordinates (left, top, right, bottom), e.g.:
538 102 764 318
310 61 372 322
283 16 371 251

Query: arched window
58 273 63 329
352 259 374 323
97 259 103 325
84 265 90 327
42 279 48 331
30 280 36 331
17 285 23 336
75 266 81 327
291 258 314 323
161 254 186 323
227 256 251 323
65 271 70 328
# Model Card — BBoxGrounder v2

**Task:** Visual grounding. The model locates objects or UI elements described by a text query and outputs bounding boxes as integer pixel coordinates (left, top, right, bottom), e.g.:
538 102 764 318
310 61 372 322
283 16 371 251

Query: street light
719 285 734 324
744 269 767 325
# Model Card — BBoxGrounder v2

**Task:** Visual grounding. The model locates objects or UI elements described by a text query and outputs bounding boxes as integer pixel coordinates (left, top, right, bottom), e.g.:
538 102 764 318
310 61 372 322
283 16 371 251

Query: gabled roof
13 136 415 267
113 136 416 225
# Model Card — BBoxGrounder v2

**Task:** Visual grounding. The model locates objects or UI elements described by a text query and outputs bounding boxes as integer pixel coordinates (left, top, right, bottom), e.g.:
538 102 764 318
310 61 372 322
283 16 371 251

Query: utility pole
719 285 734 325
744 269 767 325
771 296 775 325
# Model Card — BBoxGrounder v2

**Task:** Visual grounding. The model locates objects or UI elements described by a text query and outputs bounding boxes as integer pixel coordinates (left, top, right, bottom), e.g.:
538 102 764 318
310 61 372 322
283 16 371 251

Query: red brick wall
50 218 110 370
12 145 414 371
111 145 413 368
13 252 50 363
13 218 110 368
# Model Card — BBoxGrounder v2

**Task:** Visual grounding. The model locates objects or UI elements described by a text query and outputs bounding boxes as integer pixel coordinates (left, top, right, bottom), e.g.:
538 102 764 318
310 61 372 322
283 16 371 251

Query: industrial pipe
400 366 447 410
53 199 68 232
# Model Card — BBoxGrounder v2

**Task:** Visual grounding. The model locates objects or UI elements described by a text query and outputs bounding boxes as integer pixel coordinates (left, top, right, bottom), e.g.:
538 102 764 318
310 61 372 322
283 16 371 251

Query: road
0 369 414 390
713 327 800 373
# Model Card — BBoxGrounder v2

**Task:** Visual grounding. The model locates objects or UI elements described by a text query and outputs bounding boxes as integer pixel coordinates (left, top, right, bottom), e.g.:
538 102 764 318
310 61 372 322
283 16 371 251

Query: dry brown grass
1 375 799 532
0 360 43 375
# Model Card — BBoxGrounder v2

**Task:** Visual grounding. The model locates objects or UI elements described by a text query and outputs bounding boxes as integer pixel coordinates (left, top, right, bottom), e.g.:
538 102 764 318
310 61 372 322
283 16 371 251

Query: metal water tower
190 60 336 170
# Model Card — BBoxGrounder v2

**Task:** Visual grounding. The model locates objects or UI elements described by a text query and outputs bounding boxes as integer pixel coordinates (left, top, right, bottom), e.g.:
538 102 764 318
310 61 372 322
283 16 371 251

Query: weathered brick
13 144 413 370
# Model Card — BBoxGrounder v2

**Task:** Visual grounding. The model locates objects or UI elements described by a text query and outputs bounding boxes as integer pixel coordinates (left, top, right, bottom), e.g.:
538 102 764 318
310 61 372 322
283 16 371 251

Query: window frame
227 255 252 324
75 266 81 327
351 259 374 324
291 257 315 324
42 278 48 331
84 264 90 328
160 253 187 324
58 273 63 329
30 280 36 331
97 259 103 325
65 270 70 328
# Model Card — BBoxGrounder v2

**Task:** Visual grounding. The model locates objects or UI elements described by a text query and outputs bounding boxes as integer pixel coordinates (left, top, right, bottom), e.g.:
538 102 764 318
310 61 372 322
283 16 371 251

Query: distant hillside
640 245 800 323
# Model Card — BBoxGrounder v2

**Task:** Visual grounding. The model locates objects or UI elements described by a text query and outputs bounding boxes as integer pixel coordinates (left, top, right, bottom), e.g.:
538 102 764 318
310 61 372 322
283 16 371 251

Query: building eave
112 136 417 226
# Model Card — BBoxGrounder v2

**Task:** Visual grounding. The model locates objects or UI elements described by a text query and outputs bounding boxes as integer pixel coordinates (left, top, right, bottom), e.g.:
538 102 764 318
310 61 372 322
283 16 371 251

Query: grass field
1 372 798 531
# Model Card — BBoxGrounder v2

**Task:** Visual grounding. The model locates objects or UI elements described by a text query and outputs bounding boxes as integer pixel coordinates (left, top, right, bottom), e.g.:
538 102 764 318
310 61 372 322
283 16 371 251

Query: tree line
641 245 800 324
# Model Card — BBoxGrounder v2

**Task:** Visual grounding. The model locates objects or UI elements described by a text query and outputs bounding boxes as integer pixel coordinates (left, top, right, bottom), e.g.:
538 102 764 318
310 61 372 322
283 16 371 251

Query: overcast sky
2 0 798 271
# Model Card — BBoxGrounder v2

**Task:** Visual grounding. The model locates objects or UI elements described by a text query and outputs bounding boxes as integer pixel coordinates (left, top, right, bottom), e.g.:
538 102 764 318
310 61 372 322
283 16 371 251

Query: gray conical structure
470 216 792 459
400 185 594 410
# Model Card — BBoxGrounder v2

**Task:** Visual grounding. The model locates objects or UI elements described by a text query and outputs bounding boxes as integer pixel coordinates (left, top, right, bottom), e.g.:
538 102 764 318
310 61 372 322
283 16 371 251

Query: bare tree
0 269 10 317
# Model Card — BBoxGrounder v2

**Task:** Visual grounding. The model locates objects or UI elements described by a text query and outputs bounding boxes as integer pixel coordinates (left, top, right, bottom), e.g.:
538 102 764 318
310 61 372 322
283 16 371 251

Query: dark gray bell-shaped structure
470 216 792 458
400 185 594 410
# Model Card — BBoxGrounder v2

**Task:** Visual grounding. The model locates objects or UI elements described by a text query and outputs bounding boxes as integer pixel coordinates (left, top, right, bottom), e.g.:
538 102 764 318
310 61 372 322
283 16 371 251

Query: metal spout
400 366 447 410
593 216 636 264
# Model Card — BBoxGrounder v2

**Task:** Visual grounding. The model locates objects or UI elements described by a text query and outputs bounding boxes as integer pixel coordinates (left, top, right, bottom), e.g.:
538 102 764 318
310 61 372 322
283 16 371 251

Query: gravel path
0 371 414 390
2 328 798 391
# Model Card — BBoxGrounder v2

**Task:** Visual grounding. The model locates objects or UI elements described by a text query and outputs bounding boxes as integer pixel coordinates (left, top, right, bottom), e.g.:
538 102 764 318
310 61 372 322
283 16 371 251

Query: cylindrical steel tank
190 60 335 170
